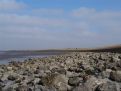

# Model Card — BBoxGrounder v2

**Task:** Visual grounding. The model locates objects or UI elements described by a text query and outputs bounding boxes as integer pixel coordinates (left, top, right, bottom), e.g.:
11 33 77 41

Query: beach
0 52 121 91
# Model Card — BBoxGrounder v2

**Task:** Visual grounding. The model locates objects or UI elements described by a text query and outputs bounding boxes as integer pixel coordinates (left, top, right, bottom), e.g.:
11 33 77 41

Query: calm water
0 55 49 64
0 51 64 64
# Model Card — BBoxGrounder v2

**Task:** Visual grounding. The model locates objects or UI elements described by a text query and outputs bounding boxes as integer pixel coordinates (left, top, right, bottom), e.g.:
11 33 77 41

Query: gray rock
1 52 121 91
72 85 88 91
34 78 41 84
7 75 17 81
95 81 119 91
84 76 106 91
1 73 9 81
3 83 18 91
0 87 2 91
117 60 121 68
33 85 57 91
68 77 81 86
102 69 112 78
41 73 68 91
16 85 30 91
3 87 15 91
0 82 5 87
110 71 121 82
51 67 66 75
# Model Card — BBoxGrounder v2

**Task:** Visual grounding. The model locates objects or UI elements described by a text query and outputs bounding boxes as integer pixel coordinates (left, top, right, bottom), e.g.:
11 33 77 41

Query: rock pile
0 52 121 91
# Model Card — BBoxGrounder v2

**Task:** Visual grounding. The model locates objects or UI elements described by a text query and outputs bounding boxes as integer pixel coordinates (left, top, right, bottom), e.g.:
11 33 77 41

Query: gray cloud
0 6 121 50
72 7 96 17
71 7 121 36
0 0 27 11
0 13 67 27
33 8 64 15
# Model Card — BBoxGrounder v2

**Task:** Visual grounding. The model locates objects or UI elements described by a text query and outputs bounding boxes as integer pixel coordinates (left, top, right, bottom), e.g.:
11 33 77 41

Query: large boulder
68 77 81 86
16 85 31 91
84 76 106 91
95 81 120 91
7 75 17 81
41 73 68 91
110 71 121 82
3 87 15 91
72 85 88 91
51 67 66 75
101 69 112 78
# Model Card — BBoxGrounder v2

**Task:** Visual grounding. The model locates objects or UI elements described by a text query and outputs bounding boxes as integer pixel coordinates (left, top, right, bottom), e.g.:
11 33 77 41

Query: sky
0 0 121 50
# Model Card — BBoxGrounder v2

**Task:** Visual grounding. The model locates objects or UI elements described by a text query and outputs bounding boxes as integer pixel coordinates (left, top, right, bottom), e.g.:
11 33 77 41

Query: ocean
0 51 64 64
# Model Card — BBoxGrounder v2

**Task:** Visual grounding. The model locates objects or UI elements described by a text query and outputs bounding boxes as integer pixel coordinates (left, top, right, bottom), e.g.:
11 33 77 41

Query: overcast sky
0 0 121 50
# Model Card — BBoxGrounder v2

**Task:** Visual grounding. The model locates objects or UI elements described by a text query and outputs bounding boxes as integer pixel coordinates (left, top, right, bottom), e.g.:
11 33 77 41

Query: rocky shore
0 52 121 91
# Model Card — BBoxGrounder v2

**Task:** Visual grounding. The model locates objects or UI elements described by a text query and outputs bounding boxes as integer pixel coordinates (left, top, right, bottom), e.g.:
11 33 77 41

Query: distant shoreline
0 44 121 60
1 44 121 53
